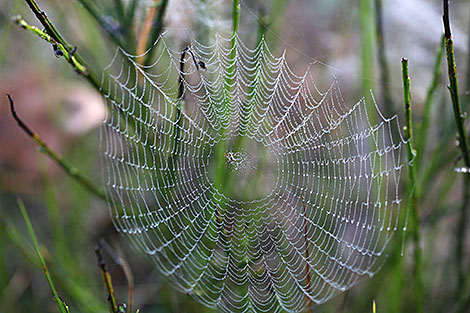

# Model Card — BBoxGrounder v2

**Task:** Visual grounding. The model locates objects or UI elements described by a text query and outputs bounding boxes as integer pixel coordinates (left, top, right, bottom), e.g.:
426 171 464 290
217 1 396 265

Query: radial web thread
100 33 408 313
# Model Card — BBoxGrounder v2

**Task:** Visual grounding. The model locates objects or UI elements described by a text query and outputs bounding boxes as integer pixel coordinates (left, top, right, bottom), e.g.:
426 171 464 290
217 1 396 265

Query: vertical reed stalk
442 3 470 305
374 0 393 117
401 58 424 313
214 0 241 191
416 35 445 172
359 0 375 98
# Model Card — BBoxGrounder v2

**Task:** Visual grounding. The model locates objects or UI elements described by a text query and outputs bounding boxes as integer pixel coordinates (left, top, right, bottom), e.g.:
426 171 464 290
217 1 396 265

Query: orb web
100 33 407 313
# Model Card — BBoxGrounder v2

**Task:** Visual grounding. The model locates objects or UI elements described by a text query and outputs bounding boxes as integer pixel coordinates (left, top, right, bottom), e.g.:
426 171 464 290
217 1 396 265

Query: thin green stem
143 0 169 66
359 0 375 99
18 199 69 313
416 34 445 172
465 10 470 110
264 0 286 50
442 2 470 305
230 0 240 80
12 15 87 74
6 94 106 201
214 0 241 192
21 0 103 92
374 0 393 117
401 58 423 313
24 0 69 47
76 0 126 50
112 0 127 28
443 1 470 168
126 0 139 28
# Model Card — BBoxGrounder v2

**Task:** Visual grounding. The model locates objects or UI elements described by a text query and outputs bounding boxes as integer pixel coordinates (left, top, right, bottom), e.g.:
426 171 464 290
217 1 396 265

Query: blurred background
0 0 469 312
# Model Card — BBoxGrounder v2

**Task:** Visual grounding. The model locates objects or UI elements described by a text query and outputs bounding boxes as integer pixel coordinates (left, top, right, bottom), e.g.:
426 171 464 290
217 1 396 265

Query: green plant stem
401 58 423 313
76 0 126 50
112 0 127 29
465 10 470 110
416 34 445 172
22 0 102 92
143 0 169 66
6 94 106 201
126 0 139 28
442 2 470 304
374 0 393 118
214 0 240 192
443 1 470 168
18 199 69 313
359 0 375 99
264 0 286 50
12 15 87 74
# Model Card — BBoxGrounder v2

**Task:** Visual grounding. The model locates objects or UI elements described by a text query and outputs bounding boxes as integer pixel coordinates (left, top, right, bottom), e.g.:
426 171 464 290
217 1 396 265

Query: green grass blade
17 198 69 313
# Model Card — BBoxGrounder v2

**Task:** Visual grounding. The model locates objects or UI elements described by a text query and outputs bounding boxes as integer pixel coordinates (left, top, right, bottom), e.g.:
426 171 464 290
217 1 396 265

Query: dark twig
6 94 106 201
95 244 118 313
168 47 188 177
442 2 470 306
99 239 135 313
401 58 424 313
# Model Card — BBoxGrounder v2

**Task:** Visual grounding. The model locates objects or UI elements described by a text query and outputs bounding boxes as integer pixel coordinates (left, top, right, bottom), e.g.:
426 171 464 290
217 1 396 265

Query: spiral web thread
100 33 407 312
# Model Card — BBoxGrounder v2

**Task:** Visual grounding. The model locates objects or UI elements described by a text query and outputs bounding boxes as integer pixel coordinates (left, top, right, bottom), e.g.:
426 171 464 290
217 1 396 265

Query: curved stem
6 94 106 201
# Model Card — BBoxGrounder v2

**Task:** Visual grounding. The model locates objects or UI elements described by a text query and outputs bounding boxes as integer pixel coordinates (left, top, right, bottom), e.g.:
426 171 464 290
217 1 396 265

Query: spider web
100 33 407 313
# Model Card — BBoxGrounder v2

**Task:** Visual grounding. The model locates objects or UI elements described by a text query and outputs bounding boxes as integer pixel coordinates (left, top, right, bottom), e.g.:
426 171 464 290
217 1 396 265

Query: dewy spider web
100 33 407 313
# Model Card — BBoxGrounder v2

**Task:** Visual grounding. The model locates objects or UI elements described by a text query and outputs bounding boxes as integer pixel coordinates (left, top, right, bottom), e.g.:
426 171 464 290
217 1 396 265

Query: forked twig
21 0 102 91
6 94 106 201
12 15 86 75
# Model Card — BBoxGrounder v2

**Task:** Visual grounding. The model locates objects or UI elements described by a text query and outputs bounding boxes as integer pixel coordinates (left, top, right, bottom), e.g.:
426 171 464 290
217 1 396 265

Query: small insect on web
224 150 254 173
100 32 408 313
